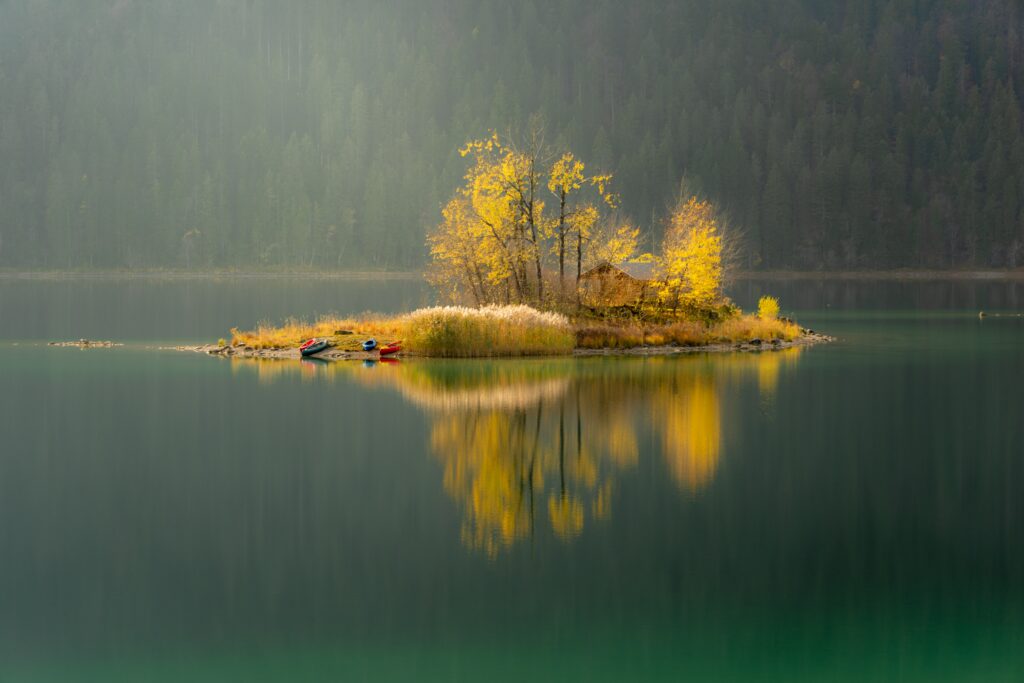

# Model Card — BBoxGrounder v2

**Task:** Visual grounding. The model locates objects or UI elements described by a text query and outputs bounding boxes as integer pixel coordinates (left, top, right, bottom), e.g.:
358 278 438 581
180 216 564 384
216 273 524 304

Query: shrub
757 295 780 320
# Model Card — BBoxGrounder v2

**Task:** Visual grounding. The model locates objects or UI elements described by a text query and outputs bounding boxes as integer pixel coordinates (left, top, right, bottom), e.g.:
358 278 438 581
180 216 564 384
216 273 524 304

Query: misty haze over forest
1 0 1023 270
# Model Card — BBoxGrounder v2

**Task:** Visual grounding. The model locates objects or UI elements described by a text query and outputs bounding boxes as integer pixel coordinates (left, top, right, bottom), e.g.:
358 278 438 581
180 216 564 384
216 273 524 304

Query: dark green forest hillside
2 0 1023 270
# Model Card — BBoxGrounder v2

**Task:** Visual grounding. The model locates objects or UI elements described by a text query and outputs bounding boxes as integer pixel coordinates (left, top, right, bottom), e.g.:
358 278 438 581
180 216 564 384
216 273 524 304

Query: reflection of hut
579 261 657 307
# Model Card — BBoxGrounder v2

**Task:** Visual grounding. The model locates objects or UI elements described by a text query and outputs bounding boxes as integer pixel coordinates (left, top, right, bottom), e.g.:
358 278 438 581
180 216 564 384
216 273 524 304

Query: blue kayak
362 338 377 352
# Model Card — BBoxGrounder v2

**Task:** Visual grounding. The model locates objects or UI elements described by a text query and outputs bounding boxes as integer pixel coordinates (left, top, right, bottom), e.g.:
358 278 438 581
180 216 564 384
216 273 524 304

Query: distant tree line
1 0 1023 269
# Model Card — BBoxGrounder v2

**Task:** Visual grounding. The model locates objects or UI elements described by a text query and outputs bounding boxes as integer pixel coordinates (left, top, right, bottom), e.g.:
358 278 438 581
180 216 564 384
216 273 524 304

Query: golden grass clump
714 314 800 342
401 305 575 357
574 323 646 349
230 315 402 350
574 320 709 349
574 314 799 349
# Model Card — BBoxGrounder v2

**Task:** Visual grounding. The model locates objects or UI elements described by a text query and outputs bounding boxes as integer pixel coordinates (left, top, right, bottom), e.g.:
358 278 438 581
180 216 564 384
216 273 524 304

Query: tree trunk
576 228 583 306
528 161 543 303
557 191 567 298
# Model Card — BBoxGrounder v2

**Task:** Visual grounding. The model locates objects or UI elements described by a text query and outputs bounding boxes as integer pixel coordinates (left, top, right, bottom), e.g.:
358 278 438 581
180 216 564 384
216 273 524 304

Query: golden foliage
587 221 646 268
757 295 781 320
548 152 586 196
657 197 724 311
432 132 619 305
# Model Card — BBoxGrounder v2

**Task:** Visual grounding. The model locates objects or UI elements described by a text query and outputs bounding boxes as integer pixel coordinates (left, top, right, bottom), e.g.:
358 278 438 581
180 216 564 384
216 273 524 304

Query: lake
1 275 1023 682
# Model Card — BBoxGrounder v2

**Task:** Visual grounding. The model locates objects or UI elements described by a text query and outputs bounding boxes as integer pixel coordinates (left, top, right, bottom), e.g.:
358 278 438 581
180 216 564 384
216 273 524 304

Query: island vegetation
225 131 818 358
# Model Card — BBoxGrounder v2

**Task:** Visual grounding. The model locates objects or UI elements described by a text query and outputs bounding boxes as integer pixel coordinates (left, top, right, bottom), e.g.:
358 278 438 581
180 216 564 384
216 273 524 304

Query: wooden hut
578 260 657 307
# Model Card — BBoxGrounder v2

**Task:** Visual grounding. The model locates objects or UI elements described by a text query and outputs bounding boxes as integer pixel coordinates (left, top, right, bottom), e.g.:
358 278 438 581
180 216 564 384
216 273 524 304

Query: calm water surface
1 276 1023 681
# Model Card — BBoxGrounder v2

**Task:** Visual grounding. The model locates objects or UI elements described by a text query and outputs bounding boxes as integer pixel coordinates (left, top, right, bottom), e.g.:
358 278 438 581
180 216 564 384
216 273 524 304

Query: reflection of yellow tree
653 374 721 491
428 388 630 555
227 349 802 553
431 410 544 554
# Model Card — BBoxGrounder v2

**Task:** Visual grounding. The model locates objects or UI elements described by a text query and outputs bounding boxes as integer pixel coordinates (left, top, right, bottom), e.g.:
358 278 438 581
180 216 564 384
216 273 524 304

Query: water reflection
231 349 801 555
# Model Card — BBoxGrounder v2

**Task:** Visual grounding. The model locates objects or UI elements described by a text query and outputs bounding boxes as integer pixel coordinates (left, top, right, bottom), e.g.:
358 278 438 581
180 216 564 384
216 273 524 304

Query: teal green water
1 278 1023 681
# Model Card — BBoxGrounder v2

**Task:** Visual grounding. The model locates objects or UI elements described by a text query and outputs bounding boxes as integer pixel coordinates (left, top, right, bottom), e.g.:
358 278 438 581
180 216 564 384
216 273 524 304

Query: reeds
713 315 800 342
230 304 801 356
401 305 575 357
230 315 402 349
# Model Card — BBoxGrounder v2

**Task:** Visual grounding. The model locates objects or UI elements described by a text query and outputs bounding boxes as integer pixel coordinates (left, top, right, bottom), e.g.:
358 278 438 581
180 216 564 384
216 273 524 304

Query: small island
195 132 831 360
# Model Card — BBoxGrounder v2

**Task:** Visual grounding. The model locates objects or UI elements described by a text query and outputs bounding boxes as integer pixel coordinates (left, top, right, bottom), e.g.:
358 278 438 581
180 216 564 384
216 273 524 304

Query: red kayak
379 342 402 356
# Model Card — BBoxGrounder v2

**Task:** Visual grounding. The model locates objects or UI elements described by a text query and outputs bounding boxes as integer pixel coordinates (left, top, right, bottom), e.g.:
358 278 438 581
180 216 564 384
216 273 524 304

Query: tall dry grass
231 305 575 356
712 315 800 342
401 305 575 357
574 314 799 349
231 305 801 355
230 315 402 349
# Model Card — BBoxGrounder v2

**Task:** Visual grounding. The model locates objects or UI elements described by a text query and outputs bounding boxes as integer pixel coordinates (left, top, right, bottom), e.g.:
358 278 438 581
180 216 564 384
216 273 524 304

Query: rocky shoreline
48 339 123 348
171 330 834 361
572 331 834 356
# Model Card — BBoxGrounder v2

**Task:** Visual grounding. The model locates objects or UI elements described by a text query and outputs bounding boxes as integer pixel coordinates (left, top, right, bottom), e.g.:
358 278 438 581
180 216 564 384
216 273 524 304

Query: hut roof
581 260 656 281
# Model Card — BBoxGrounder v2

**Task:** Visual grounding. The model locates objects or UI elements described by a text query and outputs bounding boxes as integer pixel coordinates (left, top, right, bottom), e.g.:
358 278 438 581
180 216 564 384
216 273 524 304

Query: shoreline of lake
170 331 833 361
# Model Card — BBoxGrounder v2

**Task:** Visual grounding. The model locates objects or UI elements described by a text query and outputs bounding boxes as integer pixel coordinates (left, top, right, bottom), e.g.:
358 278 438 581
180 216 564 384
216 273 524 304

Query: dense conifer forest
1 0 1022 270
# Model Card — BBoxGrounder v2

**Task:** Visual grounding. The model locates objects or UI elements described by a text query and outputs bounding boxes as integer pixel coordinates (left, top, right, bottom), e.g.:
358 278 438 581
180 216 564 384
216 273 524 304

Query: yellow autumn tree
586 217 647 268
426 197 491 304
547 152 618 300
460 133 532 301
428 128 620 307
657 196 724 313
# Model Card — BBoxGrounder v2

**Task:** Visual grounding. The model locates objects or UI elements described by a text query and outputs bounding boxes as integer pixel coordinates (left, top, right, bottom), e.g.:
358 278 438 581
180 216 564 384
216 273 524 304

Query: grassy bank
574 314 800 349
230 305 574 356
229 304 805 357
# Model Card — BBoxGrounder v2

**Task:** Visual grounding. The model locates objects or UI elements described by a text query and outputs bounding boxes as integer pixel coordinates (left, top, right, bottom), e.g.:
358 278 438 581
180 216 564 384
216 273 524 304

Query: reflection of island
231 350 801 555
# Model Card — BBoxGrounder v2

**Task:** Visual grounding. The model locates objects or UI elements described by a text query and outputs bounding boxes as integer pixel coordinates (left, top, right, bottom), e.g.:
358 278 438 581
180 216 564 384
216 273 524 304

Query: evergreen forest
2 0 1023 270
